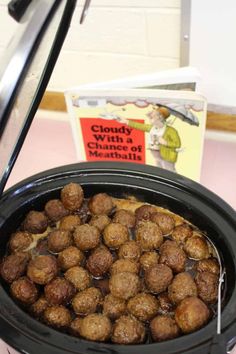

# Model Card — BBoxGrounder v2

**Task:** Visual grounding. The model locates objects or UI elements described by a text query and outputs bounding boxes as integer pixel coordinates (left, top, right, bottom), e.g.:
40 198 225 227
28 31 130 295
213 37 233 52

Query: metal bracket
180 0 191 66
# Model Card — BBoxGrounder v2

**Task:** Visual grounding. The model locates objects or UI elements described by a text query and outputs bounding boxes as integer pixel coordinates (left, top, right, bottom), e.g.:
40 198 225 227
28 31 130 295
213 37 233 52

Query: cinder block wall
0 0 181 90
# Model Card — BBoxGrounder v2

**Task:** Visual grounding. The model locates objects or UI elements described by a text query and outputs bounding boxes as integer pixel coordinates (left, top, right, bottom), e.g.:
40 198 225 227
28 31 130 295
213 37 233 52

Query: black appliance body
0 162 236 354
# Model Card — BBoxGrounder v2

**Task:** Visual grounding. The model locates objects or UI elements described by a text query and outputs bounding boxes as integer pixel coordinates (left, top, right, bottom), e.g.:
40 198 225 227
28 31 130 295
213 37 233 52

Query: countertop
5 110 236 210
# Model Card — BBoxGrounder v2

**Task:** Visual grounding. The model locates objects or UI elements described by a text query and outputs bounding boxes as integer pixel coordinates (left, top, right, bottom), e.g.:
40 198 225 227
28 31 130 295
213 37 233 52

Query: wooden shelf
206 111 236 132
39 91 236 132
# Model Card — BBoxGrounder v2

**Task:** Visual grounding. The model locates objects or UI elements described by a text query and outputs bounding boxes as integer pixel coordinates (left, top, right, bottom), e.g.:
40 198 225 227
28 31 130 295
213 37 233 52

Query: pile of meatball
0 182 220 344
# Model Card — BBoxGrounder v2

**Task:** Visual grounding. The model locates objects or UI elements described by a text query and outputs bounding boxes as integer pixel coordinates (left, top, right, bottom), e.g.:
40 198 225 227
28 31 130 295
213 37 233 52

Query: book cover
65 88 207 181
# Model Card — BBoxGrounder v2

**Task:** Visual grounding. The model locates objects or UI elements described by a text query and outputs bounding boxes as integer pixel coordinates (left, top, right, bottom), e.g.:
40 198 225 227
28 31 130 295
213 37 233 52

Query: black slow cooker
0 162 236 354
0 1 236 353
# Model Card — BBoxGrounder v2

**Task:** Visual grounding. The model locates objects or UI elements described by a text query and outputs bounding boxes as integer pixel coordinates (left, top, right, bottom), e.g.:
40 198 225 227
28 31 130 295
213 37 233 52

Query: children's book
65 86 207 182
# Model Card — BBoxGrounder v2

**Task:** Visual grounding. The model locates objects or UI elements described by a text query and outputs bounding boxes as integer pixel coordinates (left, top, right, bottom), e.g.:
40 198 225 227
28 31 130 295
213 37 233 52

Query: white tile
47 51 179 90
64 7 147 55
0 0 181 95
146 9 181 58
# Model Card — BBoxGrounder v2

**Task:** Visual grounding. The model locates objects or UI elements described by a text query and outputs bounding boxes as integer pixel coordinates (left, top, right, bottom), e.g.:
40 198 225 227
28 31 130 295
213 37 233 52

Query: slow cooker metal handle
207 244 226 354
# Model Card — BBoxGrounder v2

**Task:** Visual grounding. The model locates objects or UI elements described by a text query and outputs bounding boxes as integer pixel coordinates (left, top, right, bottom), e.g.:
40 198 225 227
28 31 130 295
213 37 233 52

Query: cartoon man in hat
118 105 181 172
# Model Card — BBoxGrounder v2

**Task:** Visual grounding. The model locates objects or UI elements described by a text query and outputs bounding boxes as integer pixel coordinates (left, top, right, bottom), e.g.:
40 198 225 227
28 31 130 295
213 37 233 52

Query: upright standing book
65 87 207 182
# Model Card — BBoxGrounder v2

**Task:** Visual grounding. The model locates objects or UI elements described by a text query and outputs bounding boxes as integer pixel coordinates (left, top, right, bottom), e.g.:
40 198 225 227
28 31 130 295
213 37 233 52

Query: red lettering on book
80 118 145 163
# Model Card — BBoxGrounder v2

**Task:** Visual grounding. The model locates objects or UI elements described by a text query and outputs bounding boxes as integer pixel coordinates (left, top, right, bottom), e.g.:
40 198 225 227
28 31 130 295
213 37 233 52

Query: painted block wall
0 0 181 90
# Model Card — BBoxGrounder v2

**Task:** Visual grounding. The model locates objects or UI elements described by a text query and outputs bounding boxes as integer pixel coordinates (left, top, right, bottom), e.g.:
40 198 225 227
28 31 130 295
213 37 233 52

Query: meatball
72 287 102 315
44 305 72 329
58 246 84 271
103 294 126 320
175 296 210 333
140 251 159 271
172 224 193 244
64 266 90 291
86 245 113 278
44 277 76 305
150 212 175 235
73 224 100 251
111 259 139 275
196 258 220 275
135 205 156 222
89 214 111 232
70 317 83 337
30 296 49 318
135 221 163 251
0 252 29 283
10 276 38 305
61 183 84 211
150 315 180 342
145 264 173 294
159 240 187 273
44 199 69 222
184 236 210 260
168 272 197 304
59 215 81 232
127 293 159 321
27 255 58 285
80 314 112 342
9 231 33 253
118 241 141 262
113 209 136 228
112 315 145 344
103 223 129 249
23 211 48 234
157 293 174 314
109 272 140 300
47 230 73 253
89 193 114 215
195 271 218 303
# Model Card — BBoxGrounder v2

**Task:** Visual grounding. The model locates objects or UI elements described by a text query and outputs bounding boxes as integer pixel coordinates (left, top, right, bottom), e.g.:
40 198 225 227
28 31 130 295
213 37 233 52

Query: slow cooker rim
2 161 236 223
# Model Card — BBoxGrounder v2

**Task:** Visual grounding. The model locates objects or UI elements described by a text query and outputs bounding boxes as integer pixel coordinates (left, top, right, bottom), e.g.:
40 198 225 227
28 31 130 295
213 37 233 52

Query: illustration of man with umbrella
116 103 199 172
